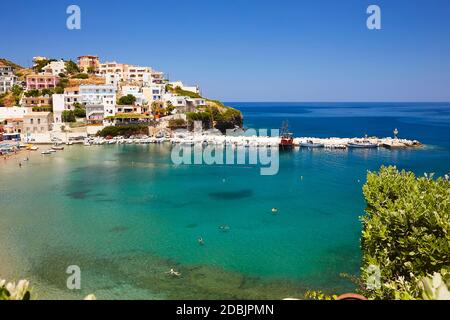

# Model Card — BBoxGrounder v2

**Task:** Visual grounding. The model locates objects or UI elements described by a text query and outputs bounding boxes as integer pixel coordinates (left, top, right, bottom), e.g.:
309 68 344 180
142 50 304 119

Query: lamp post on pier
393 128 398 139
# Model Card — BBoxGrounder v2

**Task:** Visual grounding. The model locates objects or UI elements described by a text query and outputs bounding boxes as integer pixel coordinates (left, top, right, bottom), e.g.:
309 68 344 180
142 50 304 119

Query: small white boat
41 150 52 155
48 149 56 153
52 145 64 150
30 146 39 151
348 141 378 149
83 142 91 146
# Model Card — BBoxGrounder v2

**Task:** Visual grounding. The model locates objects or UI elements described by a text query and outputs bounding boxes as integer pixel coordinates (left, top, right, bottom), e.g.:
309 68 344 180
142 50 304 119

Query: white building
105 73 120 89
98 62 155 84
0 106 30 121
187 98 206 108
51 87 81 129
142 84 165 103
42 60 66 76
0 64 17 94
121 85 146 106
163 93 187 110
169 81 200 94
52 94 65 127
79 84 117 123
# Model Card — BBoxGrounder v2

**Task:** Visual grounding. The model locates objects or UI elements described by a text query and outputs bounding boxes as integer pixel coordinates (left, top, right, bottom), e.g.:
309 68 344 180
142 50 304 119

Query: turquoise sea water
0 102 449 299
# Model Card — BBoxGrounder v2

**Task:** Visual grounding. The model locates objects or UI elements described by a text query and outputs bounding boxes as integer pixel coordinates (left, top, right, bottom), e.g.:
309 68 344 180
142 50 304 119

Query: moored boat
300 140 324 148
41 150 52 155
279 121 294 150
52 145 64 150
347 141 378 148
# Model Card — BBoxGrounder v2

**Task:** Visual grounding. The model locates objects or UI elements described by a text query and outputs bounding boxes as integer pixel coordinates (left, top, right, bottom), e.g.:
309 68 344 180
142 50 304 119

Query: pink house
26 74 60 90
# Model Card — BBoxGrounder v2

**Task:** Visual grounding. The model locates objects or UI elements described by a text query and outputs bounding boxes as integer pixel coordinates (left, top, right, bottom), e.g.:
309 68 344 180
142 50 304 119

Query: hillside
166 84 243 131
68 75 105 86
0 58 33 81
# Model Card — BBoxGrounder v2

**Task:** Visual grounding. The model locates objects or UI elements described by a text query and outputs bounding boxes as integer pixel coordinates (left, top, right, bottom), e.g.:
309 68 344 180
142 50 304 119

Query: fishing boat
279 121 294 150
41 150 52 155
52 145 64 150
300 140 325 148
347 140 378 149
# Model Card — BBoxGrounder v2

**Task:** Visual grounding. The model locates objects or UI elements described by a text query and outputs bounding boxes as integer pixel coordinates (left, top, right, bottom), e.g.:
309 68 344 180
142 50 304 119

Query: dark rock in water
109 226 129 233
66 190 90 199
208 189 253 200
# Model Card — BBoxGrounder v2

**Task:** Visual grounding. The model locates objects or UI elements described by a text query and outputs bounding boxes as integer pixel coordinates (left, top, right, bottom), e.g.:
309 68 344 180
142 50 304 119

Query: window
38 119 41 125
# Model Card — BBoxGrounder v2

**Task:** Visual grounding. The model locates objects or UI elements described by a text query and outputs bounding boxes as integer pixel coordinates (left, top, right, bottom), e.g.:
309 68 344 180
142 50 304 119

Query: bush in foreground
360 166 450 299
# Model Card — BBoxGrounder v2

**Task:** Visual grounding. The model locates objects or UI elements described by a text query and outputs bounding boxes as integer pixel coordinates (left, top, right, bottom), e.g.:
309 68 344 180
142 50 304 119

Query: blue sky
1 0 449 102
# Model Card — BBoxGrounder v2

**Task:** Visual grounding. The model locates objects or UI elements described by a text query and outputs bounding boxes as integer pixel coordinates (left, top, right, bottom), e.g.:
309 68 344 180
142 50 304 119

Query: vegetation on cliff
166 84 243 132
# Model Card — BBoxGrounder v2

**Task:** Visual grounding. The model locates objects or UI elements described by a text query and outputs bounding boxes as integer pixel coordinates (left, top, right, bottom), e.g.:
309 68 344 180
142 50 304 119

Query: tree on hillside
62 110 76 122
73 103 86 118
32 59 55 73
165 101 175 115
118 94 137 105
87 66 96 74
151 101 165 116
65 60 80 75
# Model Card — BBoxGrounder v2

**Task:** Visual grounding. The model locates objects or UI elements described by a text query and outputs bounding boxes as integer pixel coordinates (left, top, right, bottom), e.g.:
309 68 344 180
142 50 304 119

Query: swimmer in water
166 268 181 277
198 237 205 245
271 208 278 214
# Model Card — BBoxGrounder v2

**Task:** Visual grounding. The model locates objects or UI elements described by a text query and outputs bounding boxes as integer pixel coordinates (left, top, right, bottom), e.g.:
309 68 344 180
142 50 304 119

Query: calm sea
0 102 449 299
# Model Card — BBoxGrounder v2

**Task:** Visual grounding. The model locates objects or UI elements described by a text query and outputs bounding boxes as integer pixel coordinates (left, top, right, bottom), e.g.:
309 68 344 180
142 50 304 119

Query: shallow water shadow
208 189 253 200
109 226 129 233
66 190 91 199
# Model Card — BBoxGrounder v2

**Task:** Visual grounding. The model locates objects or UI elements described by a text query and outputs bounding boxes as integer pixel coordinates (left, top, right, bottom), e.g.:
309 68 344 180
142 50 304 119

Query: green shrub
32 106 52 112
65 60 80 74
32 59 55 73
73 73 89 79
62 110 76 122
97 124 148 137
168 118 187 129
74 104 86 118
0 279 30 300
360 166 450 299
168 85 202 98
186 111 212 130
118 94 137 105
24 89 41 97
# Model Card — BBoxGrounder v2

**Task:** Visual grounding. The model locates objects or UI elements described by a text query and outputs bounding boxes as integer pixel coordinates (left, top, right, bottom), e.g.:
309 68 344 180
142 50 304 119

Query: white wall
0 106 29 121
